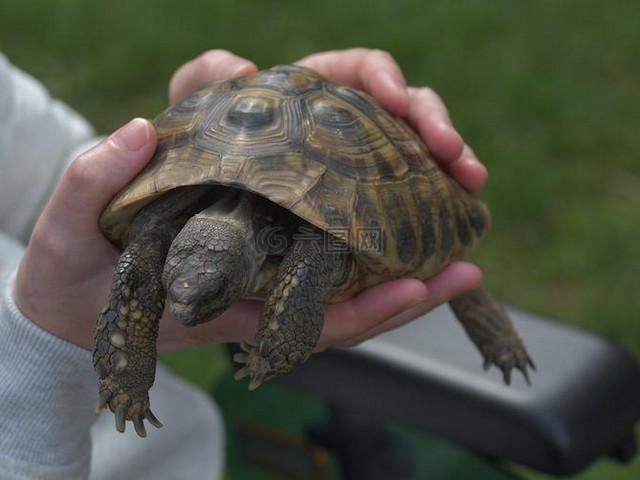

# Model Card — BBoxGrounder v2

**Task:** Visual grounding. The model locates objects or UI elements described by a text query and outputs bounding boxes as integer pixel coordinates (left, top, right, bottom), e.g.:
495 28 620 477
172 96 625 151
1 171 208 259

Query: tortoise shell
100 64 489 297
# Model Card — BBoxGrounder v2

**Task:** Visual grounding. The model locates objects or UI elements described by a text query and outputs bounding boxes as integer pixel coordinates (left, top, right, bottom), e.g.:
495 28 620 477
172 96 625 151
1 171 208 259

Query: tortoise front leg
93 236 166 437
93 187 214 437
449 287 535 384
234 228 350 390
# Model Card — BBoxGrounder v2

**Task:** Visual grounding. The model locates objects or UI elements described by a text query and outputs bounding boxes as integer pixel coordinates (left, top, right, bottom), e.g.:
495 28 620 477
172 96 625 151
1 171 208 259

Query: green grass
2 0 639 478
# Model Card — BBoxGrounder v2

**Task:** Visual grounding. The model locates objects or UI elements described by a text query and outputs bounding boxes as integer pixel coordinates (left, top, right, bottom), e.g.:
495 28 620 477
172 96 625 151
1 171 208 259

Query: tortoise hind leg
449 287 535 385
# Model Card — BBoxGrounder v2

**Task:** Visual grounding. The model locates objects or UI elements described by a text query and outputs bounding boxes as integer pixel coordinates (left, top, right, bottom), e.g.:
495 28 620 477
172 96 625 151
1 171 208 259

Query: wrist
1 269 96 474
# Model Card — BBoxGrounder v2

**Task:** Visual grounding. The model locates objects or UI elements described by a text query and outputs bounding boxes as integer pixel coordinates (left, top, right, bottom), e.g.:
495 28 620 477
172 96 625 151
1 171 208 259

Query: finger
42 118 156 241
407 86 463 162
158 277 423 351
407 87 487 191
446 145 488 192
342 262 482 347
157 298 263 350
297 48 409 117
316 278 428 351
169 50 258 104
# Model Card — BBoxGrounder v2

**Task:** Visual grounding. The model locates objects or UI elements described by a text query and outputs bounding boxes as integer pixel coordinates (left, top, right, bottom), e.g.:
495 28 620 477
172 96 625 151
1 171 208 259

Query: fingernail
435 121 464 160
111 118 150 152
230 61 256 78
408 294 429 309
435 120 458 138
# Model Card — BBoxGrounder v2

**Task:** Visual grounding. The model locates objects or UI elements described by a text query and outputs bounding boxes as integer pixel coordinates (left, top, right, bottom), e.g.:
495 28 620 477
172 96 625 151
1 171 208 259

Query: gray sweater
0 53 223 480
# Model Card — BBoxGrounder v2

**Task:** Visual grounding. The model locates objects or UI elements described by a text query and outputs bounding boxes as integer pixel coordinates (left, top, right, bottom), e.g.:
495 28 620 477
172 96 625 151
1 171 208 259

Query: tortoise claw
482 358 491 371
233 343 268 390
115 404 127 433
95 388 162 437
95 389 111 415
235 370 265 390
233 352 248 364
233 362 266 391
145 408 163 429
233 365 250 381
133 415 147 437
527 356 537 371
501 367 512 386
482 344 535 386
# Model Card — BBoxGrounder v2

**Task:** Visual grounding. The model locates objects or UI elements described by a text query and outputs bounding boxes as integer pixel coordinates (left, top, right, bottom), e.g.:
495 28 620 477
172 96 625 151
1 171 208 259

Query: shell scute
100 64 490 292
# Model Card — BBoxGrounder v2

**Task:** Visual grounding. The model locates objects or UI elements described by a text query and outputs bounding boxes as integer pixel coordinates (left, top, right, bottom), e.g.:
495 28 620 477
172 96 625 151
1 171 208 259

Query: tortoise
93 64 534 437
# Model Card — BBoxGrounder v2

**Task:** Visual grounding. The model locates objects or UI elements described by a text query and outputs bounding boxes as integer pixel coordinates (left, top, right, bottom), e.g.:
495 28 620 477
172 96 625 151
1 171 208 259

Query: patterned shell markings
100 65 490 294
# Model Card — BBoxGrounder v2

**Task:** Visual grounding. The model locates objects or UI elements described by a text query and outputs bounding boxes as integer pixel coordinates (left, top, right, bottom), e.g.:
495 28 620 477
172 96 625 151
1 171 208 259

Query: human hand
296 48 487 191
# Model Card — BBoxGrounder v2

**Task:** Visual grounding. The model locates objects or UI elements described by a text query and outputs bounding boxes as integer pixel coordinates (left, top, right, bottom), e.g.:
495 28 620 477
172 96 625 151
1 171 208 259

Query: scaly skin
93 237 166 437
449 287 535 384
162 191 267 327
234 228 351 390
93 186 215 437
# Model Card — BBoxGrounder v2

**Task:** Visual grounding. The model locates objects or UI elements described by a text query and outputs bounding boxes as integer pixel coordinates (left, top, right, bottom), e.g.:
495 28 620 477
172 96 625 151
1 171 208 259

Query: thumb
43 118 156 239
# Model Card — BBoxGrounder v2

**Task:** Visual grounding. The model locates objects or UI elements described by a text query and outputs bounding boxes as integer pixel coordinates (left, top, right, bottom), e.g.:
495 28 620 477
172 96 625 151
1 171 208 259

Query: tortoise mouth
167 296 231 327
169 300 200 327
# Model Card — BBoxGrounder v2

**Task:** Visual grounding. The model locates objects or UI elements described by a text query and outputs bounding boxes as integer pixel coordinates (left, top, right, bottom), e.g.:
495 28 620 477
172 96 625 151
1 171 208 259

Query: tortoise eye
227 95 275 129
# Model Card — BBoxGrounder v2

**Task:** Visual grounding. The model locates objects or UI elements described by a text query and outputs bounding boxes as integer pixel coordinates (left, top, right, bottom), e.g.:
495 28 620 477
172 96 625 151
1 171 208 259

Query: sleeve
0 52 96 244
0 237 226 480
0 251 97 480
0 53 98 479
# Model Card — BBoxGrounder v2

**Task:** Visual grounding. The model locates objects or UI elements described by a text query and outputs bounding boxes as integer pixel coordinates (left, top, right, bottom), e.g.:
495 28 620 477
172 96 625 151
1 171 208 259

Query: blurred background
1 0 638 478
